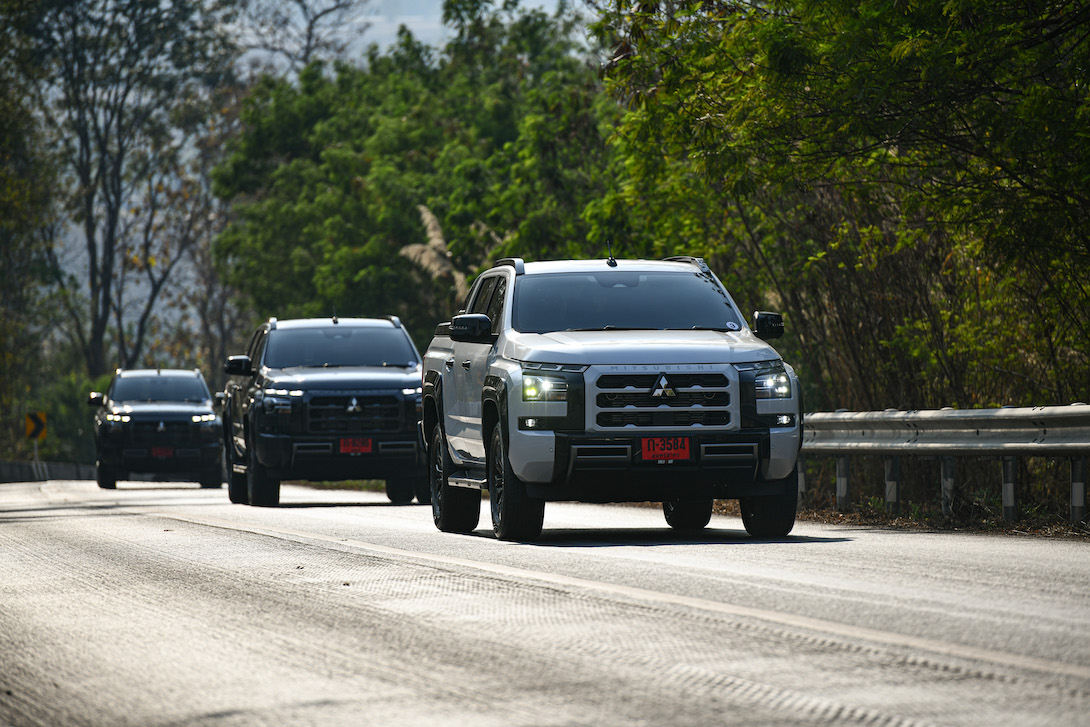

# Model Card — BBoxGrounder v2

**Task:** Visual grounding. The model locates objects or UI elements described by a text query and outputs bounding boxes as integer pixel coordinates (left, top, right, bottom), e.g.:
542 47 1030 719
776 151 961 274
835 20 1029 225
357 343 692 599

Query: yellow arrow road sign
25 411 46 441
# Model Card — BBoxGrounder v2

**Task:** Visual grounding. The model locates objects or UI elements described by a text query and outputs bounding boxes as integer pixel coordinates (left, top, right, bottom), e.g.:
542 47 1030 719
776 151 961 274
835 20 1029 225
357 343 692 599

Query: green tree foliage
214 0 618 348
0 0 60 458
591 1 1090 409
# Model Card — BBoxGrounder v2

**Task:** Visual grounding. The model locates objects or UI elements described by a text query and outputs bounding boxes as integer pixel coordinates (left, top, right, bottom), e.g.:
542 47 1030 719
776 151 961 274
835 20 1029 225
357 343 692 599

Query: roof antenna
606 240 617 267
332 306 338 324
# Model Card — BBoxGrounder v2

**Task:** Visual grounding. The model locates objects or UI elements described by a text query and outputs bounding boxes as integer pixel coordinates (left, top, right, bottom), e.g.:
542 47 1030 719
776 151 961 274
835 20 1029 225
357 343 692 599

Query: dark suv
222 316 427 507
88 369 224 490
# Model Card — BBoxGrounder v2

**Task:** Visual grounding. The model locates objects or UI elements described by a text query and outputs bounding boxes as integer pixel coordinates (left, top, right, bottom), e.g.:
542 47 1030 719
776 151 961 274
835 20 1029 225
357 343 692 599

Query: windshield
512 271 744 334
264 326 419 368
111 376 210 403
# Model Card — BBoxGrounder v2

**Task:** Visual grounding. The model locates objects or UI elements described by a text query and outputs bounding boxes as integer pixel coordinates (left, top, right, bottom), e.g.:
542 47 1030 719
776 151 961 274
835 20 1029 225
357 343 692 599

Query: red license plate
339 437 373 454
641 436 690 461
151 446 173 458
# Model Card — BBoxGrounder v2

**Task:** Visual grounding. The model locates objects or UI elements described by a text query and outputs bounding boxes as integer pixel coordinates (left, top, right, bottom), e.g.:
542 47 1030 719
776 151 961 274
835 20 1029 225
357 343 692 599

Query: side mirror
449 314 494 344
224 354 253 376
752 311 784 341
88 391 104 407
214 392 226 408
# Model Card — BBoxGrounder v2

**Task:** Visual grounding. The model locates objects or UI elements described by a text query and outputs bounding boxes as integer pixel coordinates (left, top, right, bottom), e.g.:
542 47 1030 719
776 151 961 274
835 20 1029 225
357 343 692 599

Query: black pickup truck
222 316 427 506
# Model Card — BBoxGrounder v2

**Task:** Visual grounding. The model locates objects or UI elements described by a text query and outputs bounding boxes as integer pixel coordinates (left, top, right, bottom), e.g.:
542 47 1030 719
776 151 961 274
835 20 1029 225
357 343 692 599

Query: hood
501 329 782 366
265 365 422 391
113 401 214 418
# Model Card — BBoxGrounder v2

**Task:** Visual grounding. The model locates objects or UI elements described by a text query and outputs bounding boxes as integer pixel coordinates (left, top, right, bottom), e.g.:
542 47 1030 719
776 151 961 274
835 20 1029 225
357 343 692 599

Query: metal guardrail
801 404 1090 523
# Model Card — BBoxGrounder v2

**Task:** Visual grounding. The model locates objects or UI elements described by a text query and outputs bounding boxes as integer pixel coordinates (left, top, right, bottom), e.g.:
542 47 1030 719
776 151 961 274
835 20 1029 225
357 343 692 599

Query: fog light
775 414 795 426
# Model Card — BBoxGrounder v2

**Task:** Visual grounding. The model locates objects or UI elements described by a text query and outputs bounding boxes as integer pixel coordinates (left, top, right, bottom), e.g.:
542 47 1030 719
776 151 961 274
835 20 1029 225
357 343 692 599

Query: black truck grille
307 395 401 433
129 421 196 444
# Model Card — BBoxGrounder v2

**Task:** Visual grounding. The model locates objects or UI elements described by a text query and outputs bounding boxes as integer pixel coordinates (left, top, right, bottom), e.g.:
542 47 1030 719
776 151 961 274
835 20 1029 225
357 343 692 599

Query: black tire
199 465 223 489
663 499 713 531
413 474 431 505
385 478 415 505
225 431 249 504
96 465 116 490
740 466 799 538
247 442 280 507
429 424 480 533
488 424 544 542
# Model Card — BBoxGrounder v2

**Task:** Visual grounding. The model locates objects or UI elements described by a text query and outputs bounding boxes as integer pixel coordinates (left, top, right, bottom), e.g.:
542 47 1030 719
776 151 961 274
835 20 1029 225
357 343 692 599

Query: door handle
461 360 472 370
444 357 455 370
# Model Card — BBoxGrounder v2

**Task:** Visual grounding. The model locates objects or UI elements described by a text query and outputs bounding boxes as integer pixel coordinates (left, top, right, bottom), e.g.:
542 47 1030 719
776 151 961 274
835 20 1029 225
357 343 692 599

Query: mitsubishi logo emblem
346 397 362 414
157 421 166 432
650 374 676 398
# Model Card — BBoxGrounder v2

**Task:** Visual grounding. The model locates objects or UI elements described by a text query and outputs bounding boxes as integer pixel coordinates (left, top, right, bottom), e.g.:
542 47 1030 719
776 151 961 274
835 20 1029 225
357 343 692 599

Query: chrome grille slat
593 370 733 429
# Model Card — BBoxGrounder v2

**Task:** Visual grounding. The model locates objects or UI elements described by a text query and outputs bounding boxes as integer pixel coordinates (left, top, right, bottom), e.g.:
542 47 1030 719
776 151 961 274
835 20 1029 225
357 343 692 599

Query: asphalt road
1 479 1088 727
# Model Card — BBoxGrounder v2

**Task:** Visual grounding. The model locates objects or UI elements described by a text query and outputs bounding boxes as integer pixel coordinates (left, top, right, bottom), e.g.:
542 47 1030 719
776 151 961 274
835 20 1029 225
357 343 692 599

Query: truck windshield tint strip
512 272 742 333
264 328 418 369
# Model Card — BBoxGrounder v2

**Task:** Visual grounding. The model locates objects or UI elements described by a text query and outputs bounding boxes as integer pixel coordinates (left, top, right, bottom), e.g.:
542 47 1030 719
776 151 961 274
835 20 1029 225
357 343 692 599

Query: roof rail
663 255 712 275
268 316 278 330
493 257 525 275
384 315 403 327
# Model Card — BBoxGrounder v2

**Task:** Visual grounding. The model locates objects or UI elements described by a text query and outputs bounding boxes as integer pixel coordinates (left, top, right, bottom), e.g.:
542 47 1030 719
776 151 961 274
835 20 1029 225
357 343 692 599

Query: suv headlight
754 365 792 399
523 375 568 402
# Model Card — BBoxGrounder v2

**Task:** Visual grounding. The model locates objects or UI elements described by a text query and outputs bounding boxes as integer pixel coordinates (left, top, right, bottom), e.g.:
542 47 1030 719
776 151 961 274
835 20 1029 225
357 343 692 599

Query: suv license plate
339 437 373 454
151 446 173 458
641 437 690 461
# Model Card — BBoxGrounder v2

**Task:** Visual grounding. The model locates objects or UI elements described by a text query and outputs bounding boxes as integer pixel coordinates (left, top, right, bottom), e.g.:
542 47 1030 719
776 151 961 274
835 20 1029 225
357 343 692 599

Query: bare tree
237 0 372 73
29 0 237 377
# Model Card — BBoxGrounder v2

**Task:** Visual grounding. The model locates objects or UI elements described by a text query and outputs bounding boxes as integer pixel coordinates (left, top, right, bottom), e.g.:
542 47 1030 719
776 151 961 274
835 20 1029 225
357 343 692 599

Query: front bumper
255 432 423 481
511 427 800 502
97 441 222 474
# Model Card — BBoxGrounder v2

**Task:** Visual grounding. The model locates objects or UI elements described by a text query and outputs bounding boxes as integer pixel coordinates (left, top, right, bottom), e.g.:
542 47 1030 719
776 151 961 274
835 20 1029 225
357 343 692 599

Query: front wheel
247 442 280 507
740 466 799 538
663 499 713 531
96 464 117 490
385 478 415 505
225 428 249 504
488 424 544 542
429 424 480 533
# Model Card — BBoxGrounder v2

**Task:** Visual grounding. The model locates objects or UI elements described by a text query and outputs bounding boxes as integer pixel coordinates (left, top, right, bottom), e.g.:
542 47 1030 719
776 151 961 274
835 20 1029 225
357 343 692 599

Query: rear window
111 376 210 403
512 271 743 334
263 326 419 369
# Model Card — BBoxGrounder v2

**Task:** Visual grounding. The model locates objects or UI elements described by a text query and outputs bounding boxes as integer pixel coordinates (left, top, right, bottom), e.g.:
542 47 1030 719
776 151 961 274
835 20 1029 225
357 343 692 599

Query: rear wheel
199 465 223 489
663 499 713 531
740 467 799 538
247 442 280 507
96 464 116 490
488 424 544 542
413 474 431 505
385 478 415 505
429 424 480 533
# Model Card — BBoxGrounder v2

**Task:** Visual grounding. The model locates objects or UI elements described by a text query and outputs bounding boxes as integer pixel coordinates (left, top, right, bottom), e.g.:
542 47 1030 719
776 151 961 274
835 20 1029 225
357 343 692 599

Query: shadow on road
499 528 852 547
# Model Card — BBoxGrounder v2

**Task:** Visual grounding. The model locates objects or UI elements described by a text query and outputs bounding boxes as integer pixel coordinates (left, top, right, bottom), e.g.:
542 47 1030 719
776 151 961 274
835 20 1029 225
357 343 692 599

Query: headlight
402 387 422 396
105 413 131 423
191 414 218 423
262 396 292 415
754 367 792 399
523 375 568 402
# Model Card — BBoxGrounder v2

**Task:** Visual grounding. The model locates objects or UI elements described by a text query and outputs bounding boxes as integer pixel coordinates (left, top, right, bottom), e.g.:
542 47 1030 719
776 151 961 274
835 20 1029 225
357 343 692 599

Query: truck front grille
593 372 732 429
129 421 197 444
307 395 401 433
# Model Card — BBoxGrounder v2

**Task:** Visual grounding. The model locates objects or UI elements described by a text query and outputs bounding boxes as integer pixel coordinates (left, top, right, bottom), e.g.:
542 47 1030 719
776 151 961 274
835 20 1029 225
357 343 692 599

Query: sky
364 0 561 50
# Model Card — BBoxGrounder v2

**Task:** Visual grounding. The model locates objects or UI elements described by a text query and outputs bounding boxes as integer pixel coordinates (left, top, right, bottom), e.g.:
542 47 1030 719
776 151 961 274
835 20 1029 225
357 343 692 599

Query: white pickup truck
420 256 802 541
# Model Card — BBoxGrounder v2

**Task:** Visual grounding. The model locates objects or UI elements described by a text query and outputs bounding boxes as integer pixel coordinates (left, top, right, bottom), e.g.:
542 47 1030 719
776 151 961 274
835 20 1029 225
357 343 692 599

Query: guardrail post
796 455 806 507
884 456 900 515
1072 457 1086 523
941 456 957 517
836 456 850 511
1002 456 1019 522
